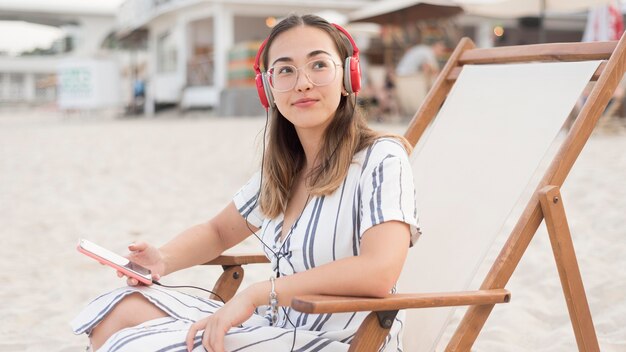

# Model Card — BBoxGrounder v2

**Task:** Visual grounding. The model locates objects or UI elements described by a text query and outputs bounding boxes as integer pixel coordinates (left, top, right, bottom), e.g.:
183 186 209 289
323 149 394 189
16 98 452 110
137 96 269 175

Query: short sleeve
359 143 421 246
233 172 265 228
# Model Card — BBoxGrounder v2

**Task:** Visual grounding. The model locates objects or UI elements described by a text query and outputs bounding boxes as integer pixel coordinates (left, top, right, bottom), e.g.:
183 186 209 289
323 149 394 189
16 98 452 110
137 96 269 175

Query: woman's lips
292 98 318 107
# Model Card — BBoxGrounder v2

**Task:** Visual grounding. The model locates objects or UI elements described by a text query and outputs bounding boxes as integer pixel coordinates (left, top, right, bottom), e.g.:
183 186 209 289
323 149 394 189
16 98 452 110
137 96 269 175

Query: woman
72 14 420 352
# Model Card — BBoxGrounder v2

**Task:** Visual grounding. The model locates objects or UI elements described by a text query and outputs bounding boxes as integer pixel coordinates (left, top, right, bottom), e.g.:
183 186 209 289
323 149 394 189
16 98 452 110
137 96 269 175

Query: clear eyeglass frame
267 58 342 92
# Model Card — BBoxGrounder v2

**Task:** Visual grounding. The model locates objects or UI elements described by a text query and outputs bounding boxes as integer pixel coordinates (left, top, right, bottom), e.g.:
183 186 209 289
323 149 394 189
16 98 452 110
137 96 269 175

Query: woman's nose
294 71 313 92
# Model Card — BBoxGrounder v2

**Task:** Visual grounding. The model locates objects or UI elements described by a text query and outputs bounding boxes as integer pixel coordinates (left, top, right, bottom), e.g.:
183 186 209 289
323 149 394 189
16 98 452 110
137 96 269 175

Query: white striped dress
72 138 420 351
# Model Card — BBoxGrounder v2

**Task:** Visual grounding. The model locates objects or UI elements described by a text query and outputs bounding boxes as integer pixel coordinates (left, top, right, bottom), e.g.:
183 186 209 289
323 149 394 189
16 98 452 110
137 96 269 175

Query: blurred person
380 65 401 120
358 62 401 122
131 76 146 114
71 14 420 352
394 39 446 117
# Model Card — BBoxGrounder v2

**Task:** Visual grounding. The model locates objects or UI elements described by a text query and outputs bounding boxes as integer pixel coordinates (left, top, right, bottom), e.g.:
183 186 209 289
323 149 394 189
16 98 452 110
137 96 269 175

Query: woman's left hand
185 290 257 352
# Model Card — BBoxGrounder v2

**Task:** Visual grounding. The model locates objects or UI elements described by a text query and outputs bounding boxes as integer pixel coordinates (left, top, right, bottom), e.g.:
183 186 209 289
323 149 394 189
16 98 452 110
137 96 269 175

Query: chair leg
539 186 600 352
447 186 601 351
348 310 398 352
445 304 495 351
210 265 244 302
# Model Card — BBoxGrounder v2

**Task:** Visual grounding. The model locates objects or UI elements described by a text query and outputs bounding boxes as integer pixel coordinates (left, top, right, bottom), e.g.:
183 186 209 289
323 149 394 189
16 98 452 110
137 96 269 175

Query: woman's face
267 25 344 134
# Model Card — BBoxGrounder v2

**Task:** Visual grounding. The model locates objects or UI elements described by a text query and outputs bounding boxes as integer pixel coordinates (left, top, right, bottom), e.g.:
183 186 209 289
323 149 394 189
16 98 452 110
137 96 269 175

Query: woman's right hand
117 241 167 286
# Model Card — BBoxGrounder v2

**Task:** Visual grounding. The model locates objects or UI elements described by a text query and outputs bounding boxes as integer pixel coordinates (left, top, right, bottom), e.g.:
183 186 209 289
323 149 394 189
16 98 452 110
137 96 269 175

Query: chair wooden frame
203 34 626 351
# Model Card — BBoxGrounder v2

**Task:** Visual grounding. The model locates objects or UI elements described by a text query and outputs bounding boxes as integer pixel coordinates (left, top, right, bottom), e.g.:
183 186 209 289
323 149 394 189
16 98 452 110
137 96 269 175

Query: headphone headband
253 37 269 75
331 24 359 57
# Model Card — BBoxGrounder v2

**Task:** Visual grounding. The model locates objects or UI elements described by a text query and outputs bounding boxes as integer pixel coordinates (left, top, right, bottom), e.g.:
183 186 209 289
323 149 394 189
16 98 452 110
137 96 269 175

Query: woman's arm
185 220 410 351
245 220 411 306
185 221 410 352
159 201 258 276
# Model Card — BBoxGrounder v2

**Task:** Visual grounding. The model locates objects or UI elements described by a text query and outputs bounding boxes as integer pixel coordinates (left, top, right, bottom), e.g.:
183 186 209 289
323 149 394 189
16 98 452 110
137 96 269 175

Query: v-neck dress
71 138 420 351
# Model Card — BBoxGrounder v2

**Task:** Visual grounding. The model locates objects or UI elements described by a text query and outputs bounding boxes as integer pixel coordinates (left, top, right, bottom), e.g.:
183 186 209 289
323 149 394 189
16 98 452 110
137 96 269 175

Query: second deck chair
204 34 626 351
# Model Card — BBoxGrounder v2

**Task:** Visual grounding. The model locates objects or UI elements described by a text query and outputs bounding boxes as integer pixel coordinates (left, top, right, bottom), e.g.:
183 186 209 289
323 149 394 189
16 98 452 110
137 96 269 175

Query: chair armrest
291 289 510 314
200 254 269 302
202 254 270 266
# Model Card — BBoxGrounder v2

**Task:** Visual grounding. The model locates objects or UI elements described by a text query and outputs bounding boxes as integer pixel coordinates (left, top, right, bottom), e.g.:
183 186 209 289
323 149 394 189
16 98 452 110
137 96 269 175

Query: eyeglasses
267 58 342 92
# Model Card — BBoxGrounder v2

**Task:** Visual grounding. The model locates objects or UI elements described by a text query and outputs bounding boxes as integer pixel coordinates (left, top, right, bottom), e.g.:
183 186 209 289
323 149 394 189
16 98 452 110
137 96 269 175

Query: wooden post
539 186 600 352
210 265 244 302
347 311 396 352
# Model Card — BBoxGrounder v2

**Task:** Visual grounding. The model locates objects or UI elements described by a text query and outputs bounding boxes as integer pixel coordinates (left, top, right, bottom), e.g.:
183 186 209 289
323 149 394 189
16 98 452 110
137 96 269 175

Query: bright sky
0 0 124 55
0 0 624 55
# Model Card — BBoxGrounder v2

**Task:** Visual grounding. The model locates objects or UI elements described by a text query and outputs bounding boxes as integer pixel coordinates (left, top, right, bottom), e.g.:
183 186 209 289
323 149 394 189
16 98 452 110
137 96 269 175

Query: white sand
0 109 624 351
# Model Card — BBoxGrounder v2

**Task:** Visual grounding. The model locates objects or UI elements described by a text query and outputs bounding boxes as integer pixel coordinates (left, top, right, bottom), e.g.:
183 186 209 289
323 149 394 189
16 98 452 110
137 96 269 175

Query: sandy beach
0 108 624 351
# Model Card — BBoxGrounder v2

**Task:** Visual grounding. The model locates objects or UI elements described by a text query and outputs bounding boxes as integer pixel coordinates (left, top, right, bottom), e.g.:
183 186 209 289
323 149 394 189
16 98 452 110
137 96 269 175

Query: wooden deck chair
203 33 626 351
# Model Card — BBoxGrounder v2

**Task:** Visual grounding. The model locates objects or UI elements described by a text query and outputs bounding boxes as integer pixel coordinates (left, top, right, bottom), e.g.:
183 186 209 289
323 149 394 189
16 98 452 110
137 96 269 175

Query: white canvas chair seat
400 60 601 351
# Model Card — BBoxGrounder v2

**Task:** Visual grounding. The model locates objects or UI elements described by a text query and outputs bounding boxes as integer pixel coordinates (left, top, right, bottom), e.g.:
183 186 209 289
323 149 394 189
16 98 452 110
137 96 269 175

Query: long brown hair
259 14 410 218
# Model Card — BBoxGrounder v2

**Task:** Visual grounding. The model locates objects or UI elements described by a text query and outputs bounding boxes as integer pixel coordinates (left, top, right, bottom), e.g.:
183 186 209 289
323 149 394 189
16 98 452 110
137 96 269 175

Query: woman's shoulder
355 136 410 164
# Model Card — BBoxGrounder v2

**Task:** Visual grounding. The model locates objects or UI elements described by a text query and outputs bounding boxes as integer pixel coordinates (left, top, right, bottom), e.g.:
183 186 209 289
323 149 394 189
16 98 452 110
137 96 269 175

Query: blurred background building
112 0 372 116
0 0 623 117
0 2 117 108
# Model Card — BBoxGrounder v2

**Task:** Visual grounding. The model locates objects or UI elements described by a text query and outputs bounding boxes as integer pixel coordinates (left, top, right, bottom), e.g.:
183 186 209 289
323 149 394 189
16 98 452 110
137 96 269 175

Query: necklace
275 193 311 278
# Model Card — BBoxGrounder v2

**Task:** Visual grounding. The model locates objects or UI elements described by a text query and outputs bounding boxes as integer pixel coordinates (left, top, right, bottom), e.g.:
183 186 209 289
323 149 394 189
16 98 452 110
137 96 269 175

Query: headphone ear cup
343 57 354 94
349 56 361 94
255 73 269 109
343 56 361 95
261 73 275 108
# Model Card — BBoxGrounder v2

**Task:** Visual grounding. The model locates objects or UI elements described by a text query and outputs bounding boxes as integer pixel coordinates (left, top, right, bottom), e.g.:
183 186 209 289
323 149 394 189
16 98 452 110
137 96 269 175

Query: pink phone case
77 240 153 285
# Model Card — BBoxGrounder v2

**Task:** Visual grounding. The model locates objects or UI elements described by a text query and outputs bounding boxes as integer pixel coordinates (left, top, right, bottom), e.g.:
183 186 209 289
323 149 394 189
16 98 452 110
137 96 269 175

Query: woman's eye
276 66 294 75
311 60 329 70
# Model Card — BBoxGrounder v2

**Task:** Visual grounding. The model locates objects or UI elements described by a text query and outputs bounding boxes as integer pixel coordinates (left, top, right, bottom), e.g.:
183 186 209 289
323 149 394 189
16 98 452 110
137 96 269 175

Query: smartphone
77 239 153 285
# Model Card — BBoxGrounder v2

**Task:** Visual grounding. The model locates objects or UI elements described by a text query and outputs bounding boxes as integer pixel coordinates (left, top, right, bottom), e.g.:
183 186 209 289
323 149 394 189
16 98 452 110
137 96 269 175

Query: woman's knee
90 293 168 348
114 293 167 322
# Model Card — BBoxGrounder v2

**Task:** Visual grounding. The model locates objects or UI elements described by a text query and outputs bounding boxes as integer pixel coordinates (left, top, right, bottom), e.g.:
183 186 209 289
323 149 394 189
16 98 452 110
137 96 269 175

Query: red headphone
253 23 361 110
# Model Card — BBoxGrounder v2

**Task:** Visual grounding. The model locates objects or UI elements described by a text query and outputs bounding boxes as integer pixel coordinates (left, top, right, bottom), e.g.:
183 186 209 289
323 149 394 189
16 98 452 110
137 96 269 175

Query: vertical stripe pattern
72 138 419 351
